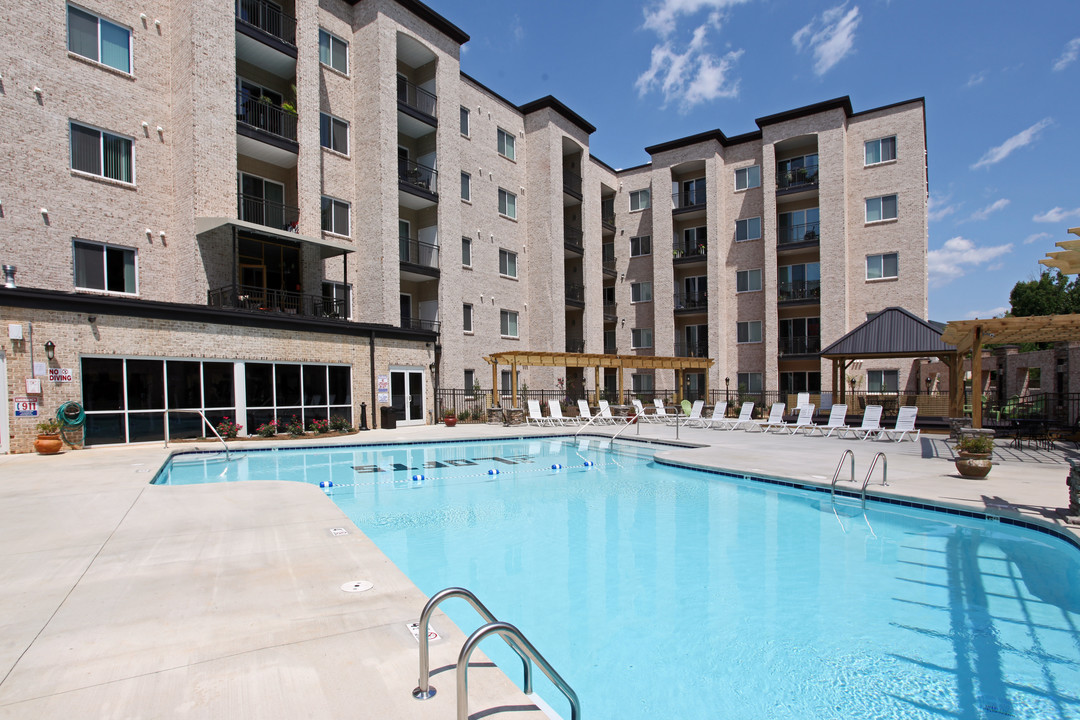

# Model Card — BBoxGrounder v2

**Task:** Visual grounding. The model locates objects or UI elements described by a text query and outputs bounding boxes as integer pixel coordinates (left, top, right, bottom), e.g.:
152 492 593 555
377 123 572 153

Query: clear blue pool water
157 437 1080 720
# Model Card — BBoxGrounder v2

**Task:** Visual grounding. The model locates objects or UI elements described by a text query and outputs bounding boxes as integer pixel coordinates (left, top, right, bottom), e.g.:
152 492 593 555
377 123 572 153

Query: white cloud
511 15 524 42
642 0 749 38
967 198 1010 222
792 4 861 76
635 23 743 111
1033 207 1080 223
964 307 1008 320
971 117 1053 169
928 236 1013 287
928 193 957 222
1024 231 1052 245
965 70 987 87
1052 37 1080 72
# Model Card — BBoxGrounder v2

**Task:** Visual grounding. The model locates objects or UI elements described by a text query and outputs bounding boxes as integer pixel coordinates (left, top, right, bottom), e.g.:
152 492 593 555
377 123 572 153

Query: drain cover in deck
341 580 374 593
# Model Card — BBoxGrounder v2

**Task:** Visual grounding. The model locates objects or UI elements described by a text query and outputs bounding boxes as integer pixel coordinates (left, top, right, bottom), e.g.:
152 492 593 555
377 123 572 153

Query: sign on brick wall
48 368 73 383
14 397 38 417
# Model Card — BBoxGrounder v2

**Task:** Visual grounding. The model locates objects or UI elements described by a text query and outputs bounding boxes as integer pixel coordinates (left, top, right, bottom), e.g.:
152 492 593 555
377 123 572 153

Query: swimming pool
157 437 1080 719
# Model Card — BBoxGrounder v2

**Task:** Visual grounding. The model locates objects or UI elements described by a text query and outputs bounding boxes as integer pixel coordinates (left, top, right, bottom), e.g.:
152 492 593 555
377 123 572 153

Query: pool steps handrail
163 409 230 461
831 449 888 504
830 449 855 497
607 412 641 442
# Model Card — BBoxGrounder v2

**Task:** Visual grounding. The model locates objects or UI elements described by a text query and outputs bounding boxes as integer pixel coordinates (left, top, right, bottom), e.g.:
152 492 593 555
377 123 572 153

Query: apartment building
0 0 927 451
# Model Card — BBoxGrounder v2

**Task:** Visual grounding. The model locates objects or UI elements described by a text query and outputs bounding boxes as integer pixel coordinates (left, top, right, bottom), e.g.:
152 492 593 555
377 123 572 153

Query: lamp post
725 376 730 404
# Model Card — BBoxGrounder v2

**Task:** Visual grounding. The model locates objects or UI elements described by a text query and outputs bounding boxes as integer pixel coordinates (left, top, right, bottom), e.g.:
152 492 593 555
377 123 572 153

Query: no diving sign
407 622 441 643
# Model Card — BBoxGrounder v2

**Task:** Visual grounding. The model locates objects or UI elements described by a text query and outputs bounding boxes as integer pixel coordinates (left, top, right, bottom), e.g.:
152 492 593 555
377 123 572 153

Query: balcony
674 341 709 358
238 194 299 232
208 284 347 319
778 336 822 356
401 317 440 333
565 339 585 353
563 168 582 201
671 189 706 217
776 163 819 193
673 291 708 313
778 222 820 248
235 0 296 47
564 226 584 255
565 283 585 308
603 342 616 355
602 257 617 278
236 91 298 153
601 204 616 233
672 242 707 264
396 77 437 130
778 280 820 304
399 237 440 280
398 159 438 206
603 300 617 323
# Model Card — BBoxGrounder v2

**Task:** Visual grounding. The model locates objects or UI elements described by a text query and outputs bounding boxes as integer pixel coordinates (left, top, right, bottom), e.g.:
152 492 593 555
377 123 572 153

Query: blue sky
426 0 1080 323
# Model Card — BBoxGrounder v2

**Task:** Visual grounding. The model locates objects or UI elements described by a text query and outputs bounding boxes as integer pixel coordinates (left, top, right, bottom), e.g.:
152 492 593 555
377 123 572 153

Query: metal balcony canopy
195 217 355 259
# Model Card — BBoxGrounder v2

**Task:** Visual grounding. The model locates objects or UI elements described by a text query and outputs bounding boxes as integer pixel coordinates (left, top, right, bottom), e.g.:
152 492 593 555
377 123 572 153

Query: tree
1008 270 1080 317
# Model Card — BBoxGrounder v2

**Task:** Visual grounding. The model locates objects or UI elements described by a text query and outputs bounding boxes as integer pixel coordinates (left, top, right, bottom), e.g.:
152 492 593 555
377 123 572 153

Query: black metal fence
236 0 296 45
208 284 347 319
396 77 437 117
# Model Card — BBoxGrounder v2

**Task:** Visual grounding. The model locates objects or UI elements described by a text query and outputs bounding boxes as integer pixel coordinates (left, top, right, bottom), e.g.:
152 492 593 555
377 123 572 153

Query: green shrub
957 434 993 454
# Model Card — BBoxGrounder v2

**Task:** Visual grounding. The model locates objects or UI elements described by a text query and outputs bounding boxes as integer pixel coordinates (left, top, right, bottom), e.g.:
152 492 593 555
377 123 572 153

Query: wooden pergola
484 351 714 408
940 314 1080 427
1038 227 1080 274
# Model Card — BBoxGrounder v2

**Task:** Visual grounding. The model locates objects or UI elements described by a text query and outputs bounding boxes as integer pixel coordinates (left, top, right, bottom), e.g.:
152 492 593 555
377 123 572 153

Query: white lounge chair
668 399 704 425
651 399 670 423
547 399 577 426
801 404 847 436
836 405 883 440
782 404 816 434
598 400 618 424
751 402 787 432
872 406 921 442
526 400 551 426
716 401 755 430
631 399 649 421
691 401 727 428
797 392 810 409
577 399 599 424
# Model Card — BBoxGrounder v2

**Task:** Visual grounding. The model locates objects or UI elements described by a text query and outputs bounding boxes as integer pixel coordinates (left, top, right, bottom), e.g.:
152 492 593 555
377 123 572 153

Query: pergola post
594 365 601 404
833 358 842 403
971 327 983 429
946 354 964 418
490 360 498 406
511 361 518 408
617 361 624 405
704 369 710 403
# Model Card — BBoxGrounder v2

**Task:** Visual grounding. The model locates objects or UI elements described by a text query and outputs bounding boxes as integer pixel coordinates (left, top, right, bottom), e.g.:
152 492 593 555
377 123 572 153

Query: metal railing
208 284 348 319
564 226 583 250
398 237 440 269
163 409 230 460
674 341 709 358
778 336 822 355
673 291 708 310
396 77 437 118
601 210 616 228
238 194 299 232
671 189 706 210
603 299 617 321
563 168 582 196
398 159 438 195
672 241 707 259
565 283 585 303
778 280 821 302
602 259 617 276
400 317 440 333
237 91 297 141
778 222 821 245
777 163 819 191
235 0 296 45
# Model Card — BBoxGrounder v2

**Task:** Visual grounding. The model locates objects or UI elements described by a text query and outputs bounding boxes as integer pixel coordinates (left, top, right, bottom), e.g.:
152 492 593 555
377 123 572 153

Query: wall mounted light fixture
44 340 55 360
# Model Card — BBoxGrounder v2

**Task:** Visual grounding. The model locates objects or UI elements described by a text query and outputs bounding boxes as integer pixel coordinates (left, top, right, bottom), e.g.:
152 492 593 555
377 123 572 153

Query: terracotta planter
444 417 457 427
34 434 63 455
955 451 992 478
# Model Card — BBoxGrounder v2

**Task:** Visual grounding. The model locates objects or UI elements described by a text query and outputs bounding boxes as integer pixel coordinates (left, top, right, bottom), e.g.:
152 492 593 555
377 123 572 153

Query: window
865 136 896 165
867 370 899 393
865 194 898 222
73 239 136 294
779 317 821 354
735 217 761 242
630 235 652 257
499 249 518 277
460 106 470 136
67 5 130 73
321 281 351 319
866 252 898 279
630 189 651 212
780 371 821 394
321 196 350 236
319 29 348 73
461 237 472 267
497 128 515 160
679 177 706 207
498 188 517 219
319 113 349 154
778 208 820 244
631 282 653 303
734 165 761 191
500 309 519 337
736 269 762 293
70 122 132 183
461 172 471 201
464 369 476 392
632 374 654 394
737 372 762 393
501 370 512 394
1026 367 1041 389
631 328 653 349
463 303 473 332
737 321 762 344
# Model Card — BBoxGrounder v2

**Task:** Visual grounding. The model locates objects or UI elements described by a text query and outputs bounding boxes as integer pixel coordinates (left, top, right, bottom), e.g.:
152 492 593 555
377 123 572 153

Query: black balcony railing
564 226 584 250
563 168 582 196
601 208 616 229
776 163 819 191
778 336 822 355
238 194 300 232
236 0 296 45
208 284 347 319
602 259 617 277
398 159 438 195
675 341 709 358
396 77 437 118
399 237 440 269
671 190 706 211
401 317 440 333
565 283 585 303
672 242 707 260
674 291 708 310
603 300 617 322
778 222 821 246
565 339 585 353
237 91 297 141
778 280 821 302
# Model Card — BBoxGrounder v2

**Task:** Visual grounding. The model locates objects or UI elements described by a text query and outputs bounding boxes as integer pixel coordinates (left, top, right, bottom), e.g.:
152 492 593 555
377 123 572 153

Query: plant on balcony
309 418 330 434
283 415 305 436
255 420 278 437
215 417 243 439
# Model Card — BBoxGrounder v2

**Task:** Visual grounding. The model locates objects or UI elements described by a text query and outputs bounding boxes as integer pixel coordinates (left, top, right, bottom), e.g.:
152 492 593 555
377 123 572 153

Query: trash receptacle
379 406 397 430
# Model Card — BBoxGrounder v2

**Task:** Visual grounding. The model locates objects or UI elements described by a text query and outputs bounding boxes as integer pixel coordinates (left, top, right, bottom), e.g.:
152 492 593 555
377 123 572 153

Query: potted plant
443 409 457 427
955 434 993 478
34 417 63 454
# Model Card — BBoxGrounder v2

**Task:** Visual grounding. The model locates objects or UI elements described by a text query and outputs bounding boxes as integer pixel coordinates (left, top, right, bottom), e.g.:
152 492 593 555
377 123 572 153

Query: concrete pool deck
0 422 1077 718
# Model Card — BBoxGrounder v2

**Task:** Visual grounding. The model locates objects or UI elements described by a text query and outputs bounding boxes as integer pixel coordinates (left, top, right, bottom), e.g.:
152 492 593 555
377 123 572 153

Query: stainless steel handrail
457 621 580 720
861 452 888 500
163 410 230 461
608 413 640 441
830 448 855 497
412 587 531 701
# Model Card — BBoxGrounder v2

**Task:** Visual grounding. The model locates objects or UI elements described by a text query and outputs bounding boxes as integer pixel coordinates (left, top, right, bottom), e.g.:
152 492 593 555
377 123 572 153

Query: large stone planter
955 451 992 478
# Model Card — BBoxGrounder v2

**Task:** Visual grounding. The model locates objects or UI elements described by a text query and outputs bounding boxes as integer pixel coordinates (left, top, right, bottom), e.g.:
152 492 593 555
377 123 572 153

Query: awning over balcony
195 217 355 259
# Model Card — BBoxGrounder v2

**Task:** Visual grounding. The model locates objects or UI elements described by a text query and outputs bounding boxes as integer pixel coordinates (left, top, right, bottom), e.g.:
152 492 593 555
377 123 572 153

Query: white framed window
737 372 762 393
497 128 516 160
464 369 476 392
630 235 652 257
735 217 761 242
499 249 518 278
737 321 762 344
321 196 350 236
463 303 473 333
865 136 897 165
67 5 131 73
734 165 761 191
736 269 762 293
460 106 470 137
498 188 517 219
461 171 471 201
461 237 472 267
867 369 899 393
632 374 654 393
866 252 898 280
73 239 137 294
500 309 519 337
321 281 352 319
319 29 348 74
630 328 653 349
630 189 651 212
319 112 349 155
865 194 898 222
70 121 133 183
630 282 653 303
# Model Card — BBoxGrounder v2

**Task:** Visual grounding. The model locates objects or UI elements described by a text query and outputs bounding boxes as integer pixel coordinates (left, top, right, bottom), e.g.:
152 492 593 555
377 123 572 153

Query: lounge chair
598 400 618 424
781 404 816 434
801 404 847 437
797 392 810 409
546 399 577 426
577 399 600 424
714 401 755 430
526 400 551 427
750 402 787 432
651 399 670 423
835 404 883 440
871 406 920 442
667 399 703 425
631 399 650 421
690 401 727 428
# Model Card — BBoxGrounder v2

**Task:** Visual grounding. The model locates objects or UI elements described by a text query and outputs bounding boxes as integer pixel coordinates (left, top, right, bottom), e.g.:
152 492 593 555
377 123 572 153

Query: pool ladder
830 449 888 503
413 586 580 720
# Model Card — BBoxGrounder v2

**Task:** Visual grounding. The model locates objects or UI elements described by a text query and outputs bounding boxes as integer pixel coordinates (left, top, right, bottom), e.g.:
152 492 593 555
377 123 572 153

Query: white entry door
390 367 425 425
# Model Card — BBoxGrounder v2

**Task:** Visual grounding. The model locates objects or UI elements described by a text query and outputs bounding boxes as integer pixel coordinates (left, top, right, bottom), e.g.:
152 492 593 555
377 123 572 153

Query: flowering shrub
215 417 242 439
255 420 278 438
329 416 352 432
309 418 330 434
283 415 305 436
